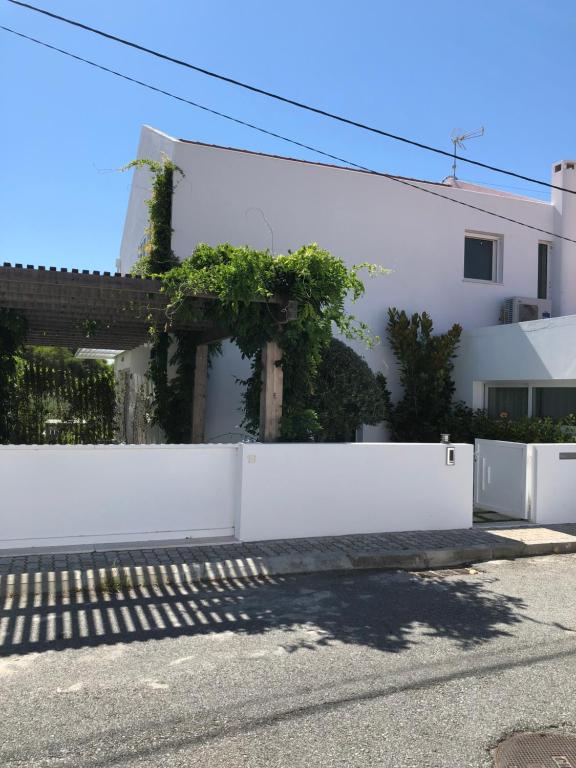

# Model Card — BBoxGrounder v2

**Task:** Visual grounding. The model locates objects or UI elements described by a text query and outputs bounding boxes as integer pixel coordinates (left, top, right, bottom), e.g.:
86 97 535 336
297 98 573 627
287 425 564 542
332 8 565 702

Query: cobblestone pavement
2 523 576 576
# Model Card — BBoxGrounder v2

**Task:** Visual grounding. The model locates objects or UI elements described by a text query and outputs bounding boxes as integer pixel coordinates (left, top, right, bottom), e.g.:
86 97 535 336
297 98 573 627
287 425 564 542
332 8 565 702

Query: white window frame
463 231 503 284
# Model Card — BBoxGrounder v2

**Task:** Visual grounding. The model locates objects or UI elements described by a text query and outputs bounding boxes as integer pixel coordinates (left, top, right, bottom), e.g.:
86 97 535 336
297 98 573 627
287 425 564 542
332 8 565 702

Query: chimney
552 161 576 316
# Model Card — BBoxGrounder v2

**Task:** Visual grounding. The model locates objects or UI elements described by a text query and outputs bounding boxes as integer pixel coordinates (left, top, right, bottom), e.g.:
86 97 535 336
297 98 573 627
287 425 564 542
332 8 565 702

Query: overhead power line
6 0 574 197
3 25 576 245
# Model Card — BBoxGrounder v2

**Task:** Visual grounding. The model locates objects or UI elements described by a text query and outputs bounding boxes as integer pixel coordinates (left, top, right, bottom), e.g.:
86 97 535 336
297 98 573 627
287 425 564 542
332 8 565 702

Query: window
538 243 549 300
533 388 576 419
486 384 576 420
487 387 528 420
464 234 500 282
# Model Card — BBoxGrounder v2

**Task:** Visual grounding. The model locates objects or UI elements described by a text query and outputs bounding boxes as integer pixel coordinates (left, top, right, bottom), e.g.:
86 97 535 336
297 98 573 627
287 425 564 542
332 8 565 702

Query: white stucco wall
118 126 576 441
454 315 576 407
0 444 238 549
532 444 576 524
474 439 576 525
236 443 473 541
0 443 473 552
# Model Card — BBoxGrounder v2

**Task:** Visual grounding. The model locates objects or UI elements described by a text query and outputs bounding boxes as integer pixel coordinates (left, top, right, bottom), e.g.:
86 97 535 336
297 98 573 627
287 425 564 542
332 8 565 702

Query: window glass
538 243 548 300
487 387 528 420
464 237 494 281
533 388 576 419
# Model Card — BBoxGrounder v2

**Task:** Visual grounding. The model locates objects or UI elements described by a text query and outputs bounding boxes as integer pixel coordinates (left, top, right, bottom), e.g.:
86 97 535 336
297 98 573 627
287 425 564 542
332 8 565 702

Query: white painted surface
0 445 238 548
474 439 528 517
473 439 576 524
118 127 575 442
236 443 473 541
532 443 576 524
454 315 576 407
0 443 473 551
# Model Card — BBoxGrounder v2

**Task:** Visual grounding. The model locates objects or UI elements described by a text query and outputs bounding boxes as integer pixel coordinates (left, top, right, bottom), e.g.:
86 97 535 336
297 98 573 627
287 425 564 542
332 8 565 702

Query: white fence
475 439 576 523
0 442 473 551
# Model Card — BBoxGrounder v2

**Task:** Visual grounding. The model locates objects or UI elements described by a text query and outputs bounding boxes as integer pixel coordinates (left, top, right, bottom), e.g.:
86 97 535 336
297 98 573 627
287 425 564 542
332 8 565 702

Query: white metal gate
474 439 529 519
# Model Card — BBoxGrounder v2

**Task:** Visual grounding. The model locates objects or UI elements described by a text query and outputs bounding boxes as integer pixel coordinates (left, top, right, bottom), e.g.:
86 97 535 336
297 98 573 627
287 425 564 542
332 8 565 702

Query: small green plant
99 567 134 595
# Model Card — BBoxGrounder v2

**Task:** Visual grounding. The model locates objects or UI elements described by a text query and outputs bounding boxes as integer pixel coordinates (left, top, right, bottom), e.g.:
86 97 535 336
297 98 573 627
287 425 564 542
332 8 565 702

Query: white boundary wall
0 443 473 551
236 443 473 541
474 440 576 524
532 444 576 524
0 445 238 549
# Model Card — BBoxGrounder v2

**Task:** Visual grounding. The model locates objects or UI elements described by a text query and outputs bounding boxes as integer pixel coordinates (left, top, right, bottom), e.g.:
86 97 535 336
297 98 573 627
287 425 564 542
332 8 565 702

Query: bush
312 339 389 441
384 309 462 441
445 403 576 444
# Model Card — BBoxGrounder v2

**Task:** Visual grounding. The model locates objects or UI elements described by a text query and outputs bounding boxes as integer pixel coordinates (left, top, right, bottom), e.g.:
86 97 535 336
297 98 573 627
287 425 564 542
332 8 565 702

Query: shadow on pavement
0 559 527 657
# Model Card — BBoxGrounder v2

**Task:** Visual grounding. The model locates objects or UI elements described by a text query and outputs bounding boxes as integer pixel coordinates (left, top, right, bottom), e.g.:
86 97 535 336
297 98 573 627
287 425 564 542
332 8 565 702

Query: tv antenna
450 126 485 179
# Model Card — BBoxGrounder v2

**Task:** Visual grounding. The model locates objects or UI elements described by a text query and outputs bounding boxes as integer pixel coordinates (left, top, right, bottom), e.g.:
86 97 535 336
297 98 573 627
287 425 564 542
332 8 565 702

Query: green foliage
123 156 183 277
127 157 384 442
8 352 116 445
123 156 199 442
0 309 27 442
446 403 576 444
384 308 462 442
311 339 390 441
163 242 383 440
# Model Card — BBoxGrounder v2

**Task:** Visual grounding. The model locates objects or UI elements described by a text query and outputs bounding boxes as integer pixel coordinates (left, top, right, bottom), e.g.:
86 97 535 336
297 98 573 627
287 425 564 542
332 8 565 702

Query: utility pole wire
6 0 575 197
3 25 576 245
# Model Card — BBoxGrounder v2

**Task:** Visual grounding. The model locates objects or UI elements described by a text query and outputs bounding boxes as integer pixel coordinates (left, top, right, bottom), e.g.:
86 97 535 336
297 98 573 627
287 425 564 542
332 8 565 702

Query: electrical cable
3 24 576 245
6 0 575 197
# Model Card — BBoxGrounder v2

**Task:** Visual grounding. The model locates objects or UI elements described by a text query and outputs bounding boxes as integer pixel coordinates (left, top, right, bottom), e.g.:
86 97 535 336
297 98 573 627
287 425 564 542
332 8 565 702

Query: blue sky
1 0 575 271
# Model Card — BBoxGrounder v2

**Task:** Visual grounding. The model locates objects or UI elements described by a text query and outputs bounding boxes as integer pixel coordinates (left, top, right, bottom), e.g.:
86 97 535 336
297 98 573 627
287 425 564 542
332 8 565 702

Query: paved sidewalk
2 524 576 601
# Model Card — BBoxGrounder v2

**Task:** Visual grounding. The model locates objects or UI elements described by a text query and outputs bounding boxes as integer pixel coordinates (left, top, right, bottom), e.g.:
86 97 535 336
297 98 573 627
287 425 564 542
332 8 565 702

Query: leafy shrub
383 309 462 442
312 339 389 442
446 403 576 444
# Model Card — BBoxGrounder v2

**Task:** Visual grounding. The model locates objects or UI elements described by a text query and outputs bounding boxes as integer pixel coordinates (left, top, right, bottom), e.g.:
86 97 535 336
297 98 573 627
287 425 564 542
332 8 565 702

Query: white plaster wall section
119 127 575 440
236 443 473 541
454 314 576 404
0 445 239 548
532 443 576 524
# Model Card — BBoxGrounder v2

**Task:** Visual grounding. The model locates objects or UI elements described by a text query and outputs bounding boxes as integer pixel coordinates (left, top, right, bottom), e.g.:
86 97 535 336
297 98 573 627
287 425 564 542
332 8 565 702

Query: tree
313 339 389 442
384 309 462 442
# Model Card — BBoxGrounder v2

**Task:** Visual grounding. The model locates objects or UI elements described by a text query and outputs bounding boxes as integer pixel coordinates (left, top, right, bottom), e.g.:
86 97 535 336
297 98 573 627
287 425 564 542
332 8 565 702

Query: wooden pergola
0 263 295 442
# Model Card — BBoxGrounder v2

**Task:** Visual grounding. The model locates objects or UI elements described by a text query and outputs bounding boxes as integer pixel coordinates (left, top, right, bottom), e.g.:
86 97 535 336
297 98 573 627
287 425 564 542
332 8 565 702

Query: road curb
3 537 576 600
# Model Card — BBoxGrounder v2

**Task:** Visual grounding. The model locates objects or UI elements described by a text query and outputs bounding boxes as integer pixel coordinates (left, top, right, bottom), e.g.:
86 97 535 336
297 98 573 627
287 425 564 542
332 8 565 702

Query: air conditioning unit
501 297 552 324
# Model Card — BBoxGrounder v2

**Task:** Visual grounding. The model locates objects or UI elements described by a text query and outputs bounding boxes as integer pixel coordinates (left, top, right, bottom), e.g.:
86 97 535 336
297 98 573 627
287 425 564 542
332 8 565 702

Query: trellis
0 263 296 441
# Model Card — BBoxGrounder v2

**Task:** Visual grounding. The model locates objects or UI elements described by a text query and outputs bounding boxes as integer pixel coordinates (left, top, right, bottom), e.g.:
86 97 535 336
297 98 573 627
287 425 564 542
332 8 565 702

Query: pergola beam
0 264 288 350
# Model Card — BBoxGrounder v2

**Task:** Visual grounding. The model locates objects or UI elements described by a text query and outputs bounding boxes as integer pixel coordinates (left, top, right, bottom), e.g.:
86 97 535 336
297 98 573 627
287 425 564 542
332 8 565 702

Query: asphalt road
2 554 576 767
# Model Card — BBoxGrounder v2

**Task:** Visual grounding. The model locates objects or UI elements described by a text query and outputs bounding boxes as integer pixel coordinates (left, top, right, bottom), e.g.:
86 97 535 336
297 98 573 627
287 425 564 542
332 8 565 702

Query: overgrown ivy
162 243 383 441
128 156 384 442
125 156 202 442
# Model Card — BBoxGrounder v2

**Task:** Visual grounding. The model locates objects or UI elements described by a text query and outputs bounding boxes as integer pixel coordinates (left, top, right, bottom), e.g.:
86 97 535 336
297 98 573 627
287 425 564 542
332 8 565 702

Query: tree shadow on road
0 560 528 658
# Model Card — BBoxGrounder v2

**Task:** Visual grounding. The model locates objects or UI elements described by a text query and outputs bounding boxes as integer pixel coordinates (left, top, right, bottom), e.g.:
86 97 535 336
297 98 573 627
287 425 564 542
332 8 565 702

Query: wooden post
259 340 283 442
191 344 209 443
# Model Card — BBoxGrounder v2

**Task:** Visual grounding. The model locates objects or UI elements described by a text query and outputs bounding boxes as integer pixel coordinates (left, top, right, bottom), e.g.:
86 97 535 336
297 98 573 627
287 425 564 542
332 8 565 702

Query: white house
118 125 576 441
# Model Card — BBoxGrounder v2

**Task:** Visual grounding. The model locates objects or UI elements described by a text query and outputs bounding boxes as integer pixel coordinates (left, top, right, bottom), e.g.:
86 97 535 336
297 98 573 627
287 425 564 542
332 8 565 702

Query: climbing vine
162 243 383 440
127 156 384 442
124 156 201 442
